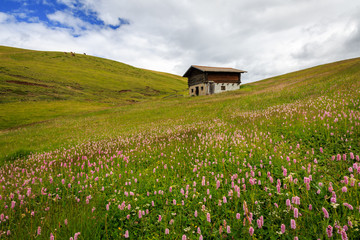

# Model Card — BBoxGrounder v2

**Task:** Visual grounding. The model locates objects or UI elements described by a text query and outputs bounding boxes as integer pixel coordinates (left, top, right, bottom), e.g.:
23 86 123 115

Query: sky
1 0 360 83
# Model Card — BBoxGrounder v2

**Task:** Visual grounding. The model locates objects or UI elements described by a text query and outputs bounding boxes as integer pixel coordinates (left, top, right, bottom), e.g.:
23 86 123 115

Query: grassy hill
0 49 360 239
0 46 187 129
1 53 360 162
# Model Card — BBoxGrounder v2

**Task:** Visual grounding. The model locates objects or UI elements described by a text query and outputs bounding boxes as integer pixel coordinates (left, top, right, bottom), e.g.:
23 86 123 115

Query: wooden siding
207 72 240 83
188 68 206 87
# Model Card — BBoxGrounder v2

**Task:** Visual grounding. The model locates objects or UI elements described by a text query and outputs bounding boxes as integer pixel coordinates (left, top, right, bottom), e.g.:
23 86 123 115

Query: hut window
221 86 226 90
201 86 204 91
191 88 194 93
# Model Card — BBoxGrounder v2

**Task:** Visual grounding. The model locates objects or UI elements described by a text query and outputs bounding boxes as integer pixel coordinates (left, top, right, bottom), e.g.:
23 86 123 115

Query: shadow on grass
2 149 32 163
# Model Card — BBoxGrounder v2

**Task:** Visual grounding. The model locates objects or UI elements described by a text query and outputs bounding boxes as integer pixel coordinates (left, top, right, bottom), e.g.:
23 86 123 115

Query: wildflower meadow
1 86 359 239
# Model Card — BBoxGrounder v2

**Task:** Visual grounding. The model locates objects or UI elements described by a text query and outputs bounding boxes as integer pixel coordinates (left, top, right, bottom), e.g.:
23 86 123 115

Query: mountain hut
183 65 246 96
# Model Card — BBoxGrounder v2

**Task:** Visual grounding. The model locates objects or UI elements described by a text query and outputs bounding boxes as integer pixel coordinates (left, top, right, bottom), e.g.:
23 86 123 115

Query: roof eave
182 66 192 77
204 70 247 73
183 65 247 77
183 65 204 77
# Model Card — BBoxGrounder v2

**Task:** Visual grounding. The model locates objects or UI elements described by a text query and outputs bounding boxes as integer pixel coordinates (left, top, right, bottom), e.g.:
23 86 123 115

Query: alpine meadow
1 46 360 239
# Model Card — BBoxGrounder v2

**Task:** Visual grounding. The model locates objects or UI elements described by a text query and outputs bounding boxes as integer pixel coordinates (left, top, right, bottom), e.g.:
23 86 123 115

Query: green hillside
0 49 360 239
1 54 359 163
0 46 186 103
0 46 187 129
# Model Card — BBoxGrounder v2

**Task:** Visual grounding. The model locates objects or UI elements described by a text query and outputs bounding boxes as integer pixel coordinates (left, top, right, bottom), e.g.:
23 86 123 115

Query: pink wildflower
343 203 353 210
281 224 285 234
322 207 329 218
249 226 254 236
291 219 296 229
294 208 299 218
124 230 129 238
292 196 300 205
341 230 348 240
216 180 220 189
74 232 80 240
206 213 211 222
326 225 333 238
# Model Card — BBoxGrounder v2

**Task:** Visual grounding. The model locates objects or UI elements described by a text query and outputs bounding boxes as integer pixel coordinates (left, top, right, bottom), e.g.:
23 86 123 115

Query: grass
0 46 360 239
0 46 187 103
1 56 360 162
0 45 187 129
0 101 110 130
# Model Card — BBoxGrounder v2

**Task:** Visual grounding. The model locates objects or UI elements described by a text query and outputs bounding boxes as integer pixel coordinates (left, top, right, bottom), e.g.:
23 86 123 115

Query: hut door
209 82 215 94
195 86 199 96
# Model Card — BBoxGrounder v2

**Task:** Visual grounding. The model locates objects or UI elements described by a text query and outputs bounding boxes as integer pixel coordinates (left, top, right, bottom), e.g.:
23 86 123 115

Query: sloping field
0 46 187 129
0 54 360 239
2 56 359 162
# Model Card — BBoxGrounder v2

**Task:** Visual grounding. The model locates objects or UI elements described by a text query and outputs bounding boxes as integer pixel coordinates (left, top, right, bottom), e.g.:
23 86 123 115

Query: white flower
330 203 339 208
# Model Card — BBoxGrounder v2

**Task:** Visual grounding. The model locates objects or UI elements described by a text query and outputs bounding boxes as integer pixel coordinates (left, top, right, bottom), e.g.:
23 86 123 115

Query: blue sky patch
0 0 128 34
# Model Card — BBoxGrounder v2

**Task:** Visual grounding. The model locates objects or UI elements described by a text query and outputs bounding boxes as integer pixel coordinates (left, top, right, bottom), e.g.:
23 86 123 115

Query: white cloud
47 11 90 33
0 12 14 23
1 0 360 83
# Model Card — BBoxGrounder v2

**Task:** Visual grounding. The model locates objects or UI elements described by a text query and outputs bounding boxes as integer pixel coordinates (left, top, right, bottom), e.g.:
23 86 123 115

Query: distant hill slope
0 46 187 129
249 57 360 93
197 57 360 108
0 45 187 104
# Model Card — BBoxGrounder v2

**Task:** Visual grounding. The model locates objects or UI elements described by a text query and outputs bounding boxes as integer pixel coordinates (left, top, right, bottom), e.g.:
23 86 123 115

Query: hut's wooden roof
183 65 246 77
